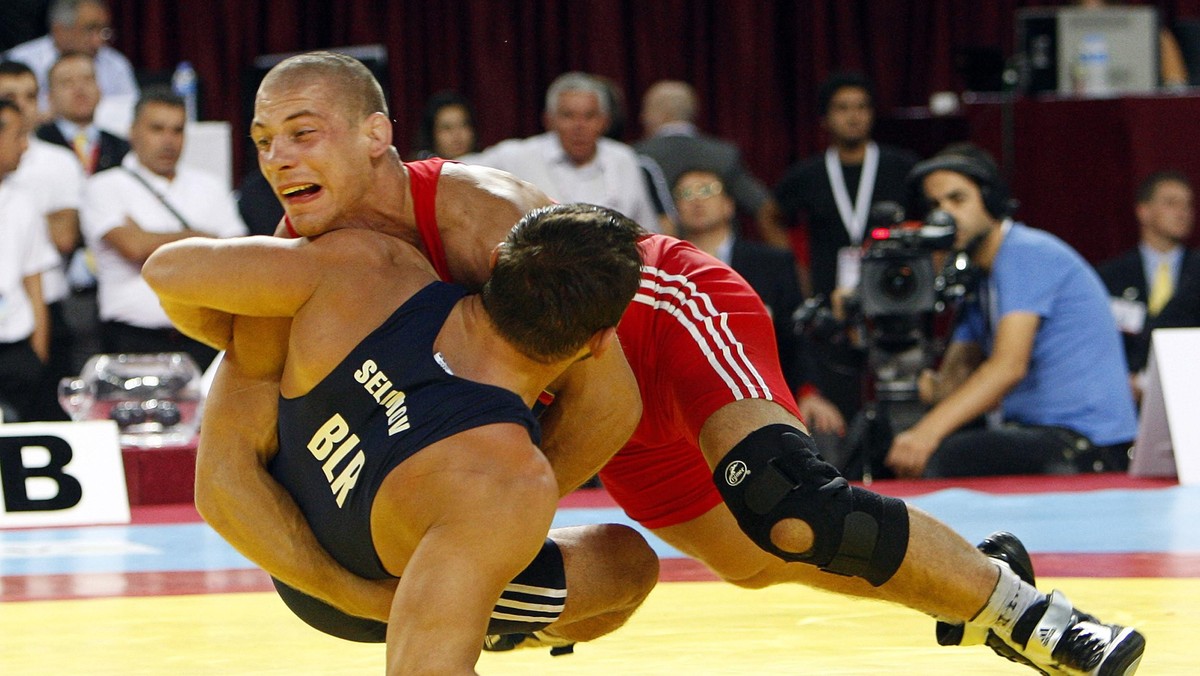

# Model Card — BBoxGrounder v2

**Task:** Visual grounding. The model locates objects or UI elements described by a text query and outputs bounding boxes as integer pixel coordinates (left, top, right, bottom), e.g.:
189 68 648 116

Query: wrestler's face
545 90 608 165
674 171 734 236
251 80 377 237
130 101 185 179
922 170 995 252
823 86 873 147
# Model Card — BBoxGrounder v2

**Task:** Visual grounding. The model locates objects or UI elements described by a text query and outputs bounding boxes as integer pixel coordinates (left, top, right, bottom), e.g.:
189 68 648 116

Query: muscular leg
540 524 659 642
680 398 996 623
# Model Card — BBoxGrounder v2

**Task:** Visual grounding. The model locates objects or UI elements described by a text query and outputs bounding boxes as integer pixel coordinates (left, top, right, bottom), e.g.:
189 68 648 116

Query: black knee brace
713 424 909 586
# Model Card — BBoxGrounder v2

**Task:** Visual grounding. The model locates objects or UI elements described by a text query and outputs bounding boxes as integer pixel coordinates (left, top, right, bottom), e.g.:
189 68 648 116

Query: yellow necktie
73 131 92 173
1147 260 1174 316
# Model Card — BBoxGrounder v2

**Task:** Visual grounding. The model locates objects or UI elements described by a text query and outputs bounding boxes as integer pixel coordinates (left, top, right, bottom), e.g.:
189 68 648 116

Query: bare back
282 230 442 398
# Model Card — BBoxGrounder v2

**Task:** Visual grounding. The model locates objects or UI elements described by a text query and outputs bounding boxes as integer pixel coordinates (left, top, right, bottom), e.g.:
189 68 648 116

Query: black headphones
907 153 1014 220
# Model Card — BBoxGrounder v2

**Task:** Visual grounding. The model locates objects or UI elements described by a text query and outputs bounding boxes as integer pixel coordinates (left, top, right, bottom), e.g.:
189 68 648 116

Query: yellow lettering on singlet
353 360 377 384
330 451 365 508
308 414 349 461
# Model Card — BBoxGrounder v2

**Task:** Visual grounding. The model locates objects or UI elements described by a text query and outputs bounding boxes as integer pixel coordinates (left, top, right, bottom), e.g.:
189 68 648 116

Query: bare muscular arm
539 342 642 496
146 237 402 620
438 165 644 492
197 316 396 621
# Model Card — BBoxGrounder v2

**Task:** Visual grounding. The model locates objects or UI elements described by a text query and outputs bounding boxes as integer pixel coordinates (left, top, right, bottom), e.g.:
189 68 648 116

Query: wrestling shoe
936 531 1037 647
1002 590 1145 675
483 630 575 656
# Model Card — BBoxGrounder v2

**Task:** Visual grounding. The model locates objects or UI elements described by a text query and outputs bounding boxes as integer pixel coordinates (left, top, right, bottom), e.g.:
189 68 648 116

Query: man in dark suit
35 51 128 175
673 168 845 438
638 80 786 248
1097 171 1200 388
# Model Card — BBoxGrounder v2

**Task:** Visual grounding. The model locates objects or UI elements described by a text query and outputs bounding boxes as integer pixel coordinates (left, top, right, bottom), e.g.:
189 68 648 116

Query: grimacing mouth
280 183 321 197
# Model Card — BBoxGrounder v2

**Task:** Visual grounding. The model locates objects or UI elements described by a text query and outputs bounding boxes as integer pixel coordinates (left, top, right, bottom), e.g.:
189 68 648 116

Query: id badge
836 246 862 292
1109 296 1146 334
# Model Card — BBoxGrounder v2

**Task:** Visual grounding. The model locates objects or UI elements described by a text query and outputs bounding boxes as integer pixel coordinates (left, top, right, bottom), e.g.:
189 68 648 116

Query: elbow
192 462 225 528
192 449 237 531
142 241 188 296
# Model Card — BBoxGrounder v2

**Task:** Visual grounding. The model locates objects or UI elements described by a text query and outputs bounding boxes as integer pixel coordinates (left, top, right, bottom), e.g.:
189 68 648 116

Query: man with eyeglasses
4 0 138 117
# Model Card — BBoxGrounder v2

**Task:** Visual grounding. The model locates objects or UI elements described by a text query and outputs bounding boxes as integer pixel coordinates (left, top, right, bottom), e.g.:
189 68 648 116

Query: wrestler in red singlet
294 158 799 531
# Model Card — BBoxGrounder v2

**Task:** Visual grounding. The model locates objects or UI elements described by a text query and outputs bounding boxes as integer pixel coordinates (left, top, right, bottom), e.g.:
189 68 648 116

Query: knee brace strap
714 424 910 586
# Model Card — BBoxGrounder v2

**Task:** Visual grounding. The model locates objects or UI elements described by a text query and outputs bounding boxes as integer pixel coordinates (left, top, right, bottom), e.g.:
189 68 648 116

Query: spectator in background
674 168 846 439
36 51 127 175
3 0 138 116
80 88 245 370
638 80 786 248
461 72 660 233
1097 171 1200 402
0 98 58 422
887 145 1136 478
599 75 677 234
412 90 477 160
0 59 87 419
774 72 920 426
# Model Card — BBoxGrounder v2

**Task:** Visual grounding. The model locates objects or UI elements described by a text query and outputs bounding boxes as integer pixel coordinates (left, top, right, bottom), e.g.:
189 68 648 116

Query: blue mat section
3 486 1197 576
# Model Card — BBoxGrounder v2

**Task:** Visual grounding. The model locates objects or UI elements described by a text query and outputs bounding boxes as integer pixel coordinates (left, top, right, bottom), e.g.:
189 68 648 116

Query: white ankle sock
970 561 1042 639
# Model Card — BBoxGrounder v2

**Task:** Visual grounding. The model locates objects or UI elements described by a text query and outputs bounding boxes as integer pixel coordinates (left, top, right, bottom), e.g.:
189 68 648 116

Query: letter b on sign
0 421 129 527
0 435 83 511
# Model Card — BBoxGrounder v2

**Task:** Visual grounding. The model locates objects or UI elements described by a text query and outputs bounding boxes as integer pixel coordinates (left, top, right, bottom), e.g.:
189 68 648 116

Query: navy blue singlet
270 281 540 579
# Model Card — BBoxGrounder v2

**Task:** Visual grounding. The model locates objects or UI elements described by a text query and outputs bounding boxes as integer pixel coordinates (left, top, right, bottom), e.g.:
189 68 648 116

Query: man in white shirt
3 0 138 117
0 99 59 422
0 59 88 419
461 72 659 233
81 88 245 370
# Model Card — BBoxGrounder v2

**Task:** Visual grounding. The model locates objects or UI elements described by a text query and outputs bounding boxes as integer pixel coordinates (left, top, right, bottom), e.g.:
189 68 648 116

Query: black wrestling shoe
483 631 575 656
936 531 1036 647
1004 590 1146 675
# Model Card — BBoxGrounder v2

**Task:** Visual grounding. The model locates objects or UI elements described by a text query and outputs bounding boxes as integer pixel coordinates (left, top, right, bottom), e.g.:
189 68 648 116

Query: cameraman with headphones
886 144 1137 478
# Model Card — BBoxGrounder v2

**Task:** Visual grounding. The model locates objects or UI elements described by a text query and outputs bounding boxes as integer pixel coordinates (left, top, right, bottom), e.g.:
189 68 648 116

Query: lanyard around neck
825 142 879 244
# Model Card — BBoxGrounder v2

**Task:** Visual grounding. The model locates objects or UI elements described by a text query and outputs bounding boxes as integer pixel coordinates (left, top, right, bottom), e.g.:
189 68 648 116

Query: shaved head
260 51 388 122
643 80 696 124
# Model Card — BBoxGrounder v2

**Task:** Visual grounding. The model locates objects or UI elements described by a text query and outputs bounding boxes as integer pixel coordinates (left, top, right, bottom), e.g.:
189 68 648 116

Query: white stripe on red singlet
631 265 773 402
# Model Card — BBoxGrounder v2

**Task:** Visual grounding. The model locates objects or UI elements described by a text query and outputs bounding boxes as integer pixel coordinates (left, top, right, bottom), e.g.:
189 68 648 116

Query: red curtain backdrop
103 0 1067 183
105 0 1200 260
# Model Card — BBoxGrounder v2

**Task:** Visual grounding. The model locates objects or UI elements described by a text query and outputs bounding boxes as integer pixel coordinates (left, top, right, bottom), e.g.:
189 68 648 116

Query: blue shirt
953 223 1136 445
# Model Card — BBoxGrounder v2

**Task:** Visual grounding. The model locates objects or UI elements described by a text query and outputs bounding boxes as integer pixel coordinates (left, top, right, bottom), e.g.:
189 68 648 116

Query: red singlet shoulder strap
405 158 453 282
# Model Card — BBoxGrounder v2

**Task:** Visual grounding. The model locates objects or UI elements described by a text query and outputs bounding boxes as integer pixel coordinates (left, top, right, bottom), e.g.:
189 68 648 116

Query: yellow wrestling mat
2 579 1194 674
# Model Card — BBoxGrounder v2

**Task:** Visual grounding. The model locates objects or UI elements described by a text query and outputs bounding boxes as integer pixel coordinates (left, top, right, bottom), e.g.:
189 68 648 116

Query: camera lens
880 262 916 300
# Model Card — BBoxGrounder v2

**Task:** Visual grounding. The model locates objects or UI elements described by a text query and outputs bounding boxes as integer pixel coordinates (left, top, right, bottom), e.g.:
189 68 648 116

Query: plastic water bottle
171 61 198 121
1074 34 1112 97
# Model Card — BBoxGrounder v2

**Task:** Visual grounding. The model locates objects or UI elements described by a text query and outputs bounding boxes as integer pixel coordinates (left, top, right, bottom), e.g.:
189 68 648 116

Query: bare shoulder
438 163 553 227
310 229 433 271
422 163 555 287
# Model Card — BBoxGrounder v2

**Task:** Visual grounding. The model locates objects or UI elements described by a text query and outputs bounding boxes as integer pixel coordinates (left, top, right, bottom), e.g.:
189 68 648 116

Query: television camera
795 202 979 480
